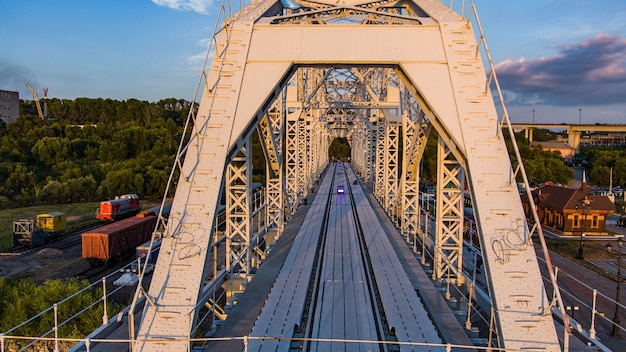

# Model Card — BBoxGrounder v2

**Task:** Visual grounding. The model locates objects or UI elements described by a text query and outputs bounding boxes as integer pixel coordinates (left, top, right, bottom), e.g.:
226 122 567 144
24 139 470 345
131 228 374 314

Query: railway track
3 222 104 256
297 163 393 351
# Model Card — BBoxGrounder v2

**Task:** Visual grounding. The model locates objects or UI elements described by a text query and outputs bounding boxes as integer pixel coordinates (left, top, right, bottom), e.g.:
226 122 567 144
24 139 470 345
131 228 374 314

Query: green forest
1 98 623 211
0 98 189 209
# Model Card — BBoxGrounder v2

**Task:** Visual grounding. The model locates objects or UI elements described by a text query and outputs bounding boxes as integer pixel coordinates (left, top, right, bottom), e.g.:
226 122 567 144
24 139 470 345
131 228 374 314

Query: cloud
0 61 37 97
186 50 210 69
494 33 626 106
151 0 213 14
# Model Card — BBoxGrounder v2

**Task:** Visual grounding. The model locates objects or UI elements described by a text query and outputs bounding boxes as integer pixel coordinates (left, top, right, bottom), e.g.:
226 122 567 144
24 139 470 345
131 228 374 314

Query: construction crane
25 81 45 120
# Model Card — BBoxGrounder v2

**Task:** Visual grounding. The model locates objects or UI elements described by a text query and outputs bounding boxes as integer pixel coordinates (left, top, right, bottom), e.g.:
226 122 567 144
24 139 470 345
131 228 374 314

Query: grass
0 202 161 252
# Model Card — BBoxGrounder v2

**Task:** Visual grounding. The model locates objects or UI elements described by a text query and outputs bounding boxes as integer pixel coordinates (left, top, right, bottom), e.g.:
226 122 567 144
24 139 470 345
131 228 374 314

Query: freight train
82 214 158 266
96 194 141 221
12 212 67 247
82 201 173 266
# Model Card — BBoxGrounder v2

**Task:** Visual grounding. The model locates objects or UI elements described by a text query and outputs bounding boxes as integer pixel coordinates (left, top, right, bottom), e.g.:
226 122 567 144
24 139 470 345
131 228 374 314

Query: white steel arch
134 1 560 351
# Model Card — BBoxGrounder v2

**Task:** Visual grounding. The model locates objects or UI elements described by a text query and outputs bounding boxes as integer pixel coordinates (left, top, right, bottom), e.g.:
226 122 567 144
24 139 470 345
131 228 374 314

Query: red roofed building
522 182 615 236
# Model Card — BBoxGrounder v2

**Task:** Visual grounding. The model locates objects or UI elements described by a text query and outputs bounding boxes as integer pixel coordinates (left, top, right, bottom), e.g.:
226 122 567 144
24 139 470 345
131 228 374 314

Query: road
536 247 625 350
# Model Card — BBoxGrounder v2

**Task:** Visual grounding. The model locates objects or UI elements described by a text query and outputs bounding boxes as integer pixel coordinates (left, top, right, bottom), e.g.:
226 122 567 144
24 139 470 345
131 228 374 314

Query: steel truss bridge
4 0 583 351
129 0 566 351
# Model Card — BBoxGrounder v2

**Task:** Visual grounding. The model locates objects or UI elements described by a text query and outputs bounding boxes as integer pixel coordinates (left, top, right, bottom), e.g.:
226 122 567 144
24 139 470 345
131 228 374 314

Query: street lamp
577 198 591 259
610 237 623 338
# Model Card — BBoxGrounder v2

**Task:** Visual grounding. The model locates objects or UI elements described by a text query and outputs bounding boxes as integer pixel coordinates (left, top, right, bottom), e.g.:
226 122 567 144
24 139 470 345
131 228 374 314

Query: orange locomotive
96 194 141 221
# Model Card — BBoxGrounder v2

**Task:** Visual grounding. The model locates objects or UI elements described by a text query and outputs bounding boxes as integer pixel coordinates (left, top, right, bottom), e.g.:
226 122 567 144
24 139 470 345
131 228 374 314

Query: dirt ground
0 245 90 282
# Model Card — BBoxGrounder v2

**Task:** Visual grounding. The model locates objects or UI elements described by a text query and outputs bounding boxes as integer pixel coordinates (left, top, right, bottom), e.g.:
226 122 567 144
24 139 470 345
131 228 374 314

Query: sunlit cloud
184 37 214 72
151 0 214 14
186 50 210 69
495 33 626 106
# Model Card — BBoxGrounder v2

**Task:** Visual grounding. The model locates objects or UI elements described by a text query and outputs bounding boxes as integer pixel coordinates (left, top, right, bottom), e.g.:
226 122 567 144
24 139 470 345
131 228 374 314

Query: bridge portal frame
133 1 561 351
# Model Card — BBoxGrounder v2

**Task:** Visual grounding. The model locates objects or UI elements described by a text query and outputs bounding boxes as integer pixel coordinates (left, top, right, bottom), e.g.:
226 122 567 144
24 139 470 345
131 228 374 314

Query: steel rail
300 163 337 351
344 164 392 351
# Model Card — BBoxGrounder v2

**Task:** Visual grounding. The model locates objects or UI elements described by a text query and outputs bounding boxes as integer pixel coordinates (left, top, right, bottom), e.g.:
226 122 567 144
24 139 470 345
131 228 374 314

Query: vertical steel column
433 136 465 284
309 119 319 181
374 116 386 202
400 89 431 241
351 123 365 176
366 123 375 185
285 117 298 216
258 106 285 237
225 136 253 275
401 112 418 241
312 118 327 181
297 118 309 199
304 118 313 191
385 120 399 222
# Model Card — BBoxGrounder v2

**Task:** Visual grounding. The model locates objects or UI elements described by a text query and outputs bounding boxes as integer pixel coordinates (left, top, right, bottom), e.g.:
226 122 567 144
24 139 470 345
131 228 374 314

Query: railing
0 334 532 352
414 197 624 351
1 263 136 352
537 255 626 345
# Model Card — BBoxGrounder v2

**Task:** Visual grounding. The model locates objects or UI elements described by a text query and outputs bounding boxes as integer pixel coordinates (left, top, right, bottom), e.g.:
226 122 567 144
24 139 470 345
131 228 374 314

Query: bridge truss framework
131 0 564 351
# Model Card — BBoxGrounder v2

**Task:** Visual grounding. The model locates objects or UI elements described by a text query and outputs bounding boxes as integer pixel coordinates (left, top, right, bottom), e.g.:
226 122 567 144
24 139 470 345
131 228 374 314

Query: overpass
511 123 626 149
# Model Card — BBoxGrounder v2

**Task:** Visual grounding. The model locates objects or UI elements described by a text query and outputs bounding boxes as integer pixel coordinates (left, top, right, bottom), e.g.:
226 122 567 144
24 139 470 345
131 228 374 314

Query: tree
5 163 37 200
329 137 351 160
97 168 144 197
31 137 71 166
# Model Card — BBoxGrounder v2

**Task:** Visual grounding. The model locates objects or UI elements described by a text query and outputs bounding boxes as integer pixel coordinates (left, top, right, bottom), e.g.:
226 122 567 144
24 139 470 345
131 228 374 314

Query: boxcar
82 214 157 266
96 194 141 221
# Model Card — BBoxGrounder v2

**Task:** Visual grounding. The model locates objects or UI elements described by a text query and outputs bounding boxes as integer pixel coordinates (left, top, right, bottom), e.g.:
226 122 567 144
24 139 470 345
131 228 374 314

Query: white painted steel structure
132 0 562 351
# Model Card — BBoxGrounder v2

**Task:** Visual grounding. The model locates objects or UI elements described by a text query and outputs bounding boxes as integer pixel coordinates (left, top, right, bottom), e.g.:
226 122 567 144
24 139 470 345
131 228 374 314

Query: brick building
522 182 615 236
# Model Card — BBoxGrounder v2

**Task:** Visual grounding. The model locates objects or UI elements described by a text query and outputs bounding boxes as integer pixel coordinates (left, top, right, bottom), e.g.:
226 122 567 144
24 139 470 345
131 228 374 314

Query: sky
1 0 625 125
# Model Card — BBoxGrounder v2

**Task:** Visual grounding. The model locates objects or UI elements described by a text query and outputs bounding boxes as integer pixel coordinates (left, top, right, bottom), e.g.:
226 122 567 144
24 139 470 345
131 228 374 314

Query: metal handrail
0 333 518 352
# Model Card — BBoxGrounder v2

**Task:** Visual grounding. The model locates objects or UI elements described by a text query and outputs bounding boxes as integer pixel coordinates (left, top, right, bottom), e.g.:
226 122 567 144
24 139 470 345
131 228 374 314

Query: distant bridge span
128 0 565 351
511 123 626 149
